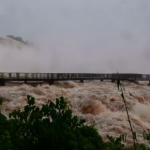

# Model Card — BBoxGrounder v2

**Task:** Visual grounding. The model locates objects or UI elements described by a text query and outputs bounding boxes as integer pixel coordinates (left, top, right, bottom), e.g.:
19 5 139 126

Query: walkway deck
0 73 149 86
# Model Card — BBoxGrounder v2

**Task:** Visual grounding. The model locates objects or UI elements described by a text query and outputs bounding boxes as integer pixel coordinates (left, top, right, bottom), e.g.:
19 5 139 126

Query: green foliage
0 100 13 150
106 135 150 150
106 134 126 149
0 95 149 150
0 95 104 150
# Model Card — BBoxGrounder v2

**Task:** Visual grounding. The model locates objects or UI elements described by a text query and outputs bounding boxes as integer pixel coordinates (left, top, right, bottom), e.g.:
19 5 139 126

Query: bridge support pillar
49 80 54 85
112 79 115 83
80 79 84 83
0 80 5 86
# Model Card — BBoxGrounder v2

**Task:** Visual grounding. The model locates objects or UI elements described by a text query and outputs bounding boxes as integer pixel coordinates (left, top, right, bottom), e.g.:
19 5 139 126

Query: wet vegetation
7 35 33 46
0 93 149 150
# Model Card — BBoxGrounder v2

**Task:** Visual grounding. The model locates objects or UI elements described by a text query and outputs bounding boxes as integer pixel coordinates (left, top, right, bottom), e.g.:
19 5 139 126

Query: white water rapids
0 80 149 145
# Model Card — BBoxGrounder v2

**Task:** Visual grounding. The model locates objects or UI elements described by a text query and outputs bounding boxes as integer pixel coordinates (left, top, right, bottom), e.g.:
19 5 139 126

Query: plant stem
122 91 136 150
118 81 137 150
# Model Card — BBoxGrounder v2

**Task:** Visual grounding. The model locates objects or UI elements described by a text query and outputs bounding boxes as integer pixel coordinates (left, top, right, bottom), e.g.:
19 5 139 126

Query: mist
0 0 150 73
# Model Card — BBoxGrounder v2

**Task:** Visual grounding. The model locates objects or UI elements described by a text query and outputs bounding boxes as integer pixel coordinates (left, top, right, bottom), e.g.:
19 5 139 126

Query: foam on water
0 80 150 145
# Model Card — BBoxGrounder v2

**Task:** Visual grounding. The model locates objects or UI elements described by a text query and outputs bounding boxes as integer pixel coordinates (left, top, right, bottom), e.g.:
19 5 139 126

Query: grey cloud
0 0 150 73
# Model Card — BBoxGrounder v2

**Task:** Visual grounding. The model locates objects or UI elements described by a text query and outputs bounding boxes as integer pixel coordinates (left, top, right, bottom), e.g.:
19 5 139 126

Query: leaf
117 79 120 90
56 98 59 109
129 92 133 96
30 97 35 106
127 107 130 111
0 98 2 105
143 131 146 140
132 132 137 141
49 101 55 108
28 96 35 106
79 119 86 125
121 93 125 100
27 95 31 100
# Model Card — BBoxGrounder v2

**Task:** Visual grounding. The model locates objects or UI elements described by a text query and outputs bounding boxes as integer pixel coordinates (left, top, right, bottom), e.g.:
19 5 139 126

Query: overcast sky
0 0 150 73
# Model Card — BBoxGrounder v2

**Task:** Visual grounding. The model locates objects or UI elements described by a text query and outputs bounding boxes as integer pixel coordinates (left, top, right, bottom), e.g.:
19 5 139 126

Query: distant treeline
7 35 33 46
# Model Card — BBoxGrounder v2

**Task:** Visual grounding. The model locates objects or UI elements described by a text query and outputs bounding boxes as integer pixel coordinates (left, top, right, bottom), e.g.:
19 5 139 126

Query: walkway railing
0 73 149 81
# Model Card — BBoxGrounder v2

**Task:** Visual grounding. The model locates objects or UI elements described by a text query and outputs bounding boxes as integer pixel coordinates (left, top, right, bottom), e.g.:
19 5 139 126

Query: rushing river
0 80 150 145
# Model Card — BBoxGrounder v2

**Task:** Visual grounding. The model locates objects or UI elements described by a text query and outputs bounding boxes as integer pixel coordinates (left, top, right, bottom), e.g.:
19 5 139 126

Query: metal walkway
0 73 149 86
